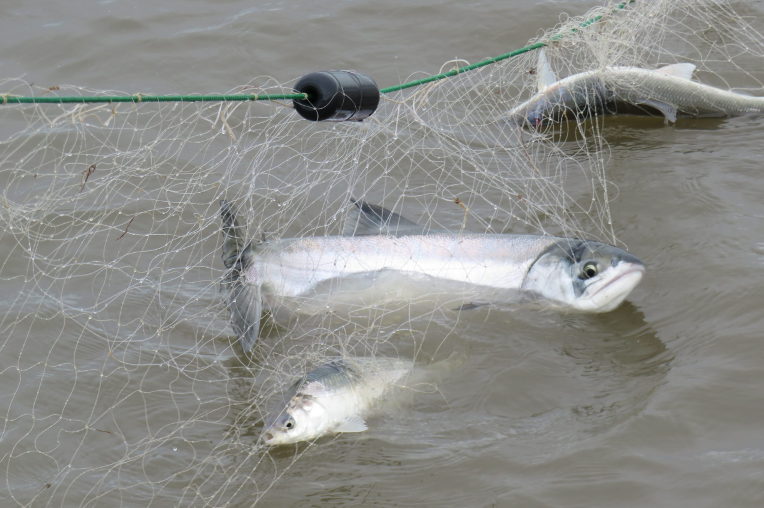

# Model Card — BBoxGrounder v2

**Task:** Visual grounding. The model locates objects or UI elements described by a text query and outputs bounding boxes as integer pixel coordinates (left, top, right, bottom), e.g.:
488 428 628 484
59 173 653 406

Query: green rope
379 0 633 94
0 1 632 106
378 42 546 94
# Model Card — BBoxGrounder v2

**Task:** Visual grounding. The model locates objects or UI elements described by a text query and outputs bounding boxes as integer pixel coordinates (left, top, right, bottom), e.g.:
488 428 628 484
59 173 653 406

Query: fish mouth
260 431 279 446
586 263 645 311
592 264 645 296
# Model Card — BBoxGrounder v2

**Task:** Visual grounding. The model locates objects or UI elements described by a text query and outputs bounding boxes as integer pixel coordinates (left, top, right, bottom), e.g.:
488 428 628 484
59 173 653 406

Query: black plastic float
292 70 380 122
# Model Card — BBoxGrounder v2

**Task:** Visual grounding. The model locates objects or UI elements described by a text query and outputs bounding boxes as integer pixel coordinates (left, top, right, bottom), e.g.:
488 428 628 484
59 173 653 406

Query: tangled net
1 0 762 505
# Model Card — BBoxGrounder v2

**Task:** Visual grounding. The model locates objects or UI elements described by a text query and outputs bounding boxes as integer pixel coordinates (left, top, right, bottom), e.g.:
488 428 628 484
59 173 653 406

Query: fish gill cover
0 0 761 505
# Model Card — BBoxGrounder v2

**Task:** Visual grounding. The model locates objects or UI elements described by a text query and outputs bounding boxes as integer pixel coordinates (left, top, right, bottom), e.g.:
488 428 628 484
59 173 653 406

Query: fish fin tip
238 326 260 353
536 48 558 91
335 415 368 433
655 62 696 81
220 200 253 270
219 200 237 230
228 278 262 353
640 99 678 123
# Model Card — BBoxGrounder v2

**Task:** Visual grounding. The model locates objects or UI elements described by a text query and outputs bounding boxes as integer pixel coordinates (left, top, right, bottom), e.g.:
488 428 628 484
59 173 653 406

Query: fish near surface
509 48 764 127
261 356 413 446
219 199 645 351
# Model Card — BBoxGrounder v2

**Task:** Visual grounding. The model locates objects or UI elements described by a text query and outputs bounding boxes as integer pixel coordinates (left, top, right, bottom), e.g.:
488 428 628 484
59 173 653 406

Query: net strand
0 1 635 106
1 0 762 505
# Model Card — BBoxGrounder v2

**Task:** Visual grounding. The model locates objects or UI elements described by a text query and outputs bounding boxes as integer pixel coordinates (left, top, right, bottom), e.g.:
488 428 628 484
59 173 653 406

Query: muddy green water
1 1 764 507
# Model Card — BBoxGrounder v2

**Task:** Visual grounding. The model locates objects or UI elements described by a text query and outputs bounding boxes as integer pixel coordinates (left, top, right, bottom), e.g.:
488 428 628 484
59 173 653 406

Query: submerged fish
261 356 412 446
509 48 764 126
220 199 644 351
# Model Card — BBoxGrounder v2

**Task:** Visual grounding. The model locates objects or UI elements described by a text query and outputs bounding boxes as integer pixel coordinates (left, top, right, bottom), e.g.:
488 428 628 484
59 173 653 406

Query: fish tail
220 199 249 271
219 200 261 352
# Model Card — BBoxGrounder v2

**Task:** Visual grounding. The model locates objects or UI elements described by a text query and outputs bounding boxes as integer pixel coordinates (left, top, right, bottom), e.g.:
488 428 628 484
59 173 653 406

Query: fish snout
515 110 543 128
591 263 644 298
618 263 646 285
613 251 645 268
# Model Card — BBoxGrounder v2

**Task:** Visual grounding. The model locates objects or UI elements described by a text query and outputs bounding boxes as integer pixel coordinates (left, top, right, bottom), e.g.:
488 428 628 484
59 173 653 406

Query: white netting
1 0 763 505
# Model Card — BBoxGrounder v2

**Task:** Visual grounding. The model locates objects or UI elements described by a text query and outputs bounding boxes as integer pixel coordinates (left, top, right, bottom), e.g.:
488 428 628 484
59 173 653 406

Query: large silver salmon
509 49 764 126
220 200 644 351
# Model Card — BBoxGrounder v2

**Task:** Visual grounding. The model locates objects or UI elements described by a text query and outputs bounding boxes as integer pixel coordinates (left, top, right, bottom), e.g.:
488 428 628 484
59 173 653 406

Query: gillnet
0 0 762 505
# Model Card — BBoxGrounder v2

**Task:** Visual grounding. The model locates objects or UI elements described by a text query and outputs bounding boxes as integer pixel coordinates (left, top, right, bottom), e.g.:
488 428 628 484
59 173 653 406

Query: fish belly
252 234 547 298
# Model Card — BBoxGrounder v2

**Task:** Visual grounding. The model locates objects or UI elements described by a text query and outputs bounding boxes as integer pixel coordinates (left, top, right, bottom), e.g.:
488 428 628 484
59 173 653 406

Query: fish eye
284 418 295 430
580 261 599 280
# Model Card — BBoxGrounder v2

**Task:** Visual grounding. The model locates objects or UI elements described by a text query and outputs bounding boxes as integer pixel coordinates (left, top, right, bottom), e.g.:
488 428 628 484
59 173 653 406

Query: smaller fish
262 356 413 446
510 49 764 126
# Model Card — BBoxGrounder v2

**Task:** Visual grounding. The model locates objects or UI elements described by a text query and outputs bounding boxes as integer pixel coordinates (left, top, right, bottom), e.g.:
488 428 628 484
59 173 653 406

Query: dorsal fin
536 48 559 91
343 199 425 236
655 63 696 81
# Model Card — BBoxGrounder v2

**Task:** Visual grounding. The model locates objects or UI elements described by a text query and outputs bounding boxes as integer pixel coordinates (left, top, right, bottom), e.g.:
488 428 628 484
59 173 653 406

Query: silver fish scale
289 357 411 399
252 233 561 297
604 68 764 116
299 360 362 391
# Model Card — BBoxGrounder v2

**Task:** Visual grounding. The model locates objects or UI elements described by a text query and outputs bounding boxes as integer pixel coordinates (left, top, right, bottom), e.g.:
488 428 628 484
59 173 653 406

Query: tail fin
220 200 261 352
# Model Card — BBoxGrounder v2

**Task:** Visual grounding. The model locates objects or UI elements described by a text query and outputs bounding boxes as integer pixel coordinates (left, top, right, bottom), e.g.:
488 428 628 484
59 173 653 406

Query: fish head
524 109 545 129
523 239 645 312
261 393 329 446
510 79 610 128
508 79 581 127
509 94 560 128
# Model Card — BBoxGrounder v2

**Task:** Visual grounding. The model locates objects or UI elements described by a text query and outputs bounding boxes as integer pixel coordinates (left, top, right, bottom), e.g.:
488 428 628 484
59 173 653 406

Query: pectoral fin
334 415 368 433
638 63 694 123
640 99 678 123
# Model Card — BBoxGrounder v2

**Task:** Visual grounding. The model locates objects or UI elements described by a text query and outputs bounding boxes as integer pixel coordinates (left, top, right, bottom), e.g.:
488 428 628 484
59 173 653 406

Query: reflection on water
202 295 673 506
544 115 733 149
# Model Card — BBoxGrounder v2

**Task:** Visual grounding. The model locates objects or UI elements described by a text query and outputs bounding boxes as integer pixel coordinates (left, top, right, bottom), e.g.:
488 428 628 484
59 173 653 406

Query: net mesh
0 0 762 505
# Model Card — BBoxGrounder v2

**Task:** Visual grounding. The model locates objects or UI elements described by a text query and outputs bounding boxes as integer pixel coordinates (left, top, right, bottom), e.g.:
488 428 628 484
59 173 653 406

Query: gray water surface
1 1 764 507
